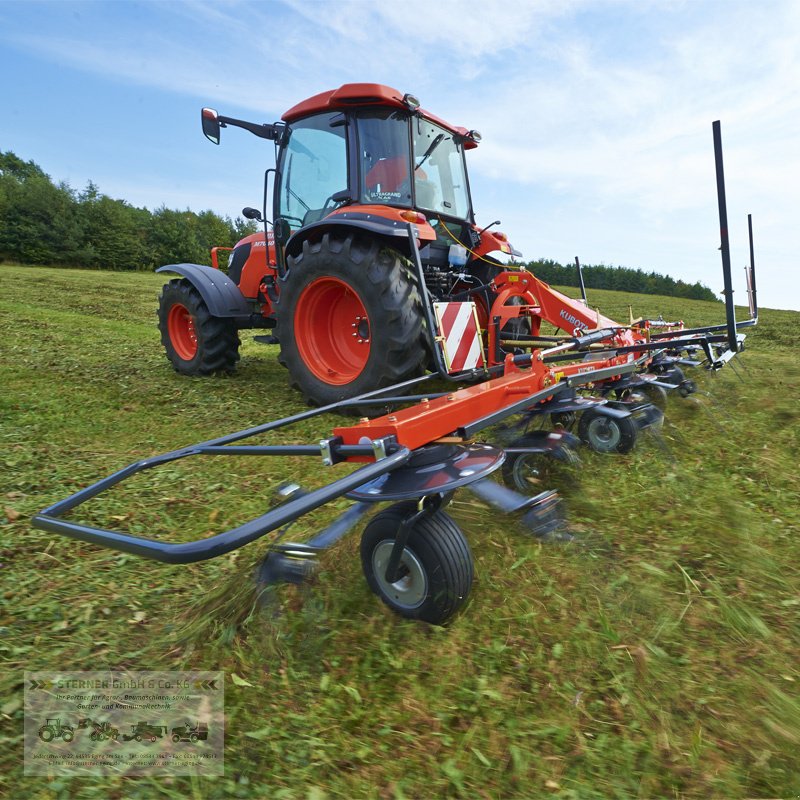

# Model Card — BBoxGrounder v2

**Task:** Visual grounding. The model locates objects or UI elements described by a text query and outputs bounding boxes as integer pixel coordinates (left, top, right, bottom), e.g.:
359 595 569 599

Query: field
1 264 799 799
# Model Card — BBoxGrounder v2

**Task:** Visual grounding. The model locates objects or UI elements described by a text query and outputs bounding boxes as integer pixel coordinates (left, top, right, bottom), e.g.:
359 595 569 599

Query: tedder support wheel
360 501 473 625
501 434 579 494
636 383 668 411
275 234 427 407
578 409 637 454
158 279 240 375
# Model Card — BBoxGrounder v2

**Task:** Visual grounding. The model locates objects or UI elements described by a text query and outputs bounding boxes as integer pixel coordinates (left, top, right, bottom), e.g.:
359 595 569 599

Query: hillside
1 265 798 799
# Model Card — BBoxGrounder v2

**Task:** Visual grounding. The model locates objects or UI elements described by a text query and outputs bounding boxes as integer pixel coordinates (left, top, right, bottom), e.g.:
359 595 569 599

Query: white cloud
2 0 798 308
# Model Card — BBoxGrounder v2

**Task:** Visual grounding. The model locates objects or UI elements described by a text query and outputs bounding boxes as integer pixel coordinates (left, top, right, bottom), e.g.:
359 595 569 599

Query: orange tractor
158 83 664 412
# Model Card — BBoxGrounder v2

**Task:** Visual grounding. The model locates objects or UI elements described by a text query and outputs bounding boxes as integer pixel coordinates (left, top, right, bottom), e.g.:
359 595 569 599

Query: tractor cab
275 102 476 231
201 84 487 261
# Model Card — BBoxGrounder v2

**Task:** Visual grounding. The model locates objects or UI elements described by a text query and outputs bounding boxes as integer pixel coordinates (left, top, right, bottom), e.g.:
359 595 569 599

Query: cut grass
1 264 799 799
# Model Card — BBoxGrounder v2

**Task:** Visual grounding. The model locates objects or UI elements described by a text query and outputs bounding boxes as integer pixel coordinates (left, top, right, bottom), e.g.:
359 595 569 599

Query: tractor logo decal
559 309 588 330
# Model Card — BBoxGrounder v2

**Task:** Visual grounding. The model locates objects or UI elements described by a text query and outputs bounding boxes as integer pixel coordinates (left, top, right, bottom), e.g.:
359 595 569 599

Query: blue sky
2 0 798 311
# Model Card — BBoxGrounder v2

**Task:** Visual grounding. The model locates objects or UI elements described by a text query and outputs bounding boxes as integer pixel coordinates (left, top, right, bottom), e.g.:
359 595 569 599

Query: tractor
37 718 74 742
78 717 119 741
157 83 601 408
171 721 209 743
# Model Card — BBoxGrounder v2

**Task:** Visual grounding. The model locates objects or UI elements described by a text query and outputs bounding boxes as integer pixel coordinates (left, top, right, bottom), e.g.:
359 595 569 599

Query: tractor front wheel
158 279 240 375
276 235 427 407
62 729 74 743
360 501 473 625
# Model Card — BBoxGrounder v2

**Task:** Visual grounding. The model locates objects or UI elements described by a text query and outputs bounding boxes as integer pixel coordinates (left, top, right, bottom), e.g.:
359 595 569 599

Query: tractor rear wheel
360 501 473 625
158 279 240 375
276 234 427 407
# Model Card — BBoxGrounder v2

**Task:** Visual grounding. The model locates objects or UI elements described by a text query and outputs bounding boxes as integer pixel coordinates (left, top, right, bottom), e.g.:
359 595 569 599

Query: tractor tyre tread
275 234 427 408
158 278 241 375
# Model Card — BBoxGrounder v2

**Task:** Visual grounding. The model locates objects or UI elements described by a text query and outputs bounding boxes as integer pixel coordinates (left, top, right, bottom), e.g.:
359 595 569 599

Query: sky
1 0 798 312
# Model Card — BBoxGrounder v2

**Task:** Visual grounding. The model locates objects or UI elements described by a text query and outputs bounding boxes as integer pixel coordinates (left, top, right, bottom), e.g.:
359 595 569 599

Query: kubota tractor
156 83 586 407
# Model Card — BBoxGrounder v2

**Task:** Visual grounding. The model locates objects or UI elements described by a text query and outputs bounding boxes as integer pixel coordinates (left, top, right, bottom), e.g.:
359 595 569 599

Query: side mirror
273 217 292 246
201 108 221 145
242 207 263 222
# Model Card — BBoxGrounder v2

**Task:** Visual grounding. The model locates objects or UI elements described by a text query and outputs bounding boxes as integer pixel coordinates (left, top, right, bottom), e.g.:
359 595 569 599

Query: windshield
413 119 471 221
356 111 472 221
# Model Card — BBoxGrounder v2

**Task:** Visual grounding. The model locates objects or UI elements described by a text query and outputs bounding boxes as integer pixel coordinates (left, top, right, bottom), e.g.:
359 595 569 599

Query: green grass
1 264 799 799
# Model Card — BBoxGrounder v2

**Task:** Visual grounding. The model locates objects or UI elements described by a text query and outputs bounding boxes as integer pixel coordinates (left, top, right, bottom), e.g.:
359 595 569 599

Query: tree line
0 151 256 270
0 150 717 301
523 257 717 302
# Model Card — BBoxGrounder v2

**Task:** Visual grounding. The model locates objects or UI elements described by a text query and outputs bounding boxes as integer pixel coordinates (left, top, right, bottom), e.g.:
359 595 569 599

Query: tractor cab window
278 113 348 229
413 119 470 222
357 110 413 207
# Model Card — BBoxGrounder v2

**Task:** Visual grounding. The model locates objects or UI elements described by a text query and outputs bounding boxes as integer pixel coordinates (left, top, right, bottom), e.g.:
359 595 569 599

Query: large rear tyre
158 279 240 375
276 235 427 407
360 501 473 625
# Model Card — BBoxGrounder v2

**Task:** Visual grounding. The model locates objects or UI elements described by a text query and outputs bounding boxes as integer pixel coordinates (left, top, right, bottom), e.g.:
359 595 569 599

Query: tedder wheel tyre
501 435 579 494
360 501 473 625
276 234 427 407
190 733 199 743
660 366 685 386
578 409 637 454
638 383 668 411
158 279 240 375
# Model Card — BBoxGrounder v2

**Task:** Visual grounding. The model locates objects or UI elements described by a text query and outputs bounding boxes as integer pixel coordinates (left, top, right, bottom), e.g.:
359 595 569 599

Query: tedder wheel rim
167 303 198 361
371 540 428 610
294 276 371 385
586 416 622 451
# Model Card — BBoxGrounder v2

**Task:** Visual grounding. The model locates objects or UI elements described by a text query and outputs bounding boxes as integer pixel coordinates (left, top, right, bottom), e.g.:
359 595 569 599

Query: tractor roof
282 83 477 148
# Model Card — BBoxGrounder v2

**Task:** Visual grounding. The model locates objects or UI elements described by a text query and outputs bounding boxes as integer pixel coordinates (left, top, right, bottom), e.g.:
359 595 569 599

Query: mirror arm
217 114 282 142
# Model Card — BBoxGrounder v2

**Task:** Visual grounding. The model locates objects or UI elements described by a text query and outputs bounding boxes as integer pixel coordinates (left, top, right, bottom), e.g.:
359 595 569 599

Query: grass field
1 264 799 799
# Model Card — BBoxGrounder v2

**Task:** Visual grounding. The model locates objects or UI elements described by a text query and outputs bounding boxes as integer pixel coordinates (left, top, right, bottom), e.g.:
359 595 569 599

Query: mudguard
284 214 416 259
156 263 252 317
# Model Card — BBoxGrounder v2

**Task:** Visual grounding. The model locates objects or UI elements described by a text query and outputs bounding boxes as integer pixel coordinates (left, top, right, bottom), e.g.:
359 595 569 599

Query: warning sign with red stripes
433 302 485 373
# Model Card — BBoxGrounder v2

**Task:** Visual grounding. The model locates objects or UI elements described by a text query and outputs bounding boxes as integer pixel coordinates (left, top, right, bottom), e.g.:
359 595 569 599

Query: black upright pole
575 256 588 305
713 120 738 354
747 213 758 320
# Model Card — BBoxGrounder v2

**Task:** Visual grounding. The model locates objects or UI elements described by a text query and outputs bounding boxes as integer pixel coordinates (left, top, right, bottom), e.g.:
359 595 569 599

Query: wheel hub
371 540 427 609
167 303 198 360
587 416 621 450
294 277 372 385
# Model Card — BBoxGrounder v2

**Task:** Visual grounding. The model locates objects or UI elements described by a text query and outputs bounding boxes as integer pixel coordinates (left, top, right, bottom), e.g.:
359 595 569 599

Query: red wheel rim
167 303 198 360
294 277 371 385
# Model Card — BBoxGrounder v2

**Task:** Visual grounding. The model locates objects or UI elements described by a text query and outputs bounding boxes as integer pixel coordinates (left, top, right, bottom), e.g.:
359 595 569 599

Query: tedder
34 86 758 624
